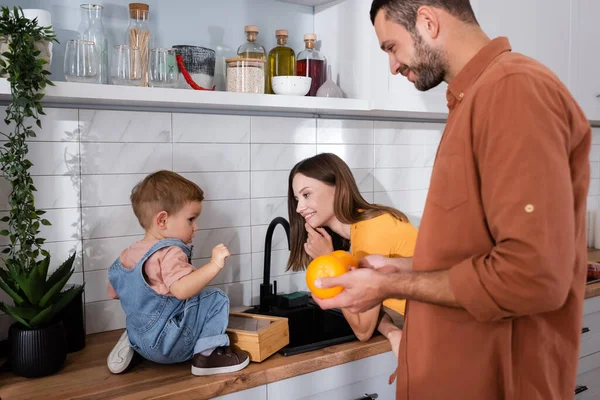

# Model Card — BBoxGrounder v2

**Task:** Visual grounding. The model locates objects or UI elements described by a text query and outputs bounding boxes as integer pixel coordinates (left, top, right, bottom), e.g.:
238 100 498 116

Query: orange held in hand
306 254 349 299
330 250 358 269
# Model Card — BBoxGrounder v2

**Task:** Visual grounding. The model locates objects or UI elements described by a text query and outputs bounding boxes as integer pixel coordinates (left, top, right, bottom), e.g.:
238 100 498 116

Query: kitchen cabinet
213 385 267 400
267 351 397 400
570 0 600 122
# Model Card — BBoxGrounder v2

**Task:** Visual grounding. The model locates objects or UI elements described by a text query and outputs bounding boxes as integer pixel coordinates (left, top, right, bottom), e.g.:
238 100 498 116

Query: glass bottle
126 3 151 87
78 4 108 84
237 25 266 60
296 33 325 97
267 29 295 94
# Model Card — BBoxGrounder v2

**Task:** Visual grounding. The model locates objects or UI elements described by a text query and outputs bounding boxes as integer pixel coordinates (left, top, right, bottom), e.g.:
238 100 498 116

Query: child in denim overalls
106 170 249 375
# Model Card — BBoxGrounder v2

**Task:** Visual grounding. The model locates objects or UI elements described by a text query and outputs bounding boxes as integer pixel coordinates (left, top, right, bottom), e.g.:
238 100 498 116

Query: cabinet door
267 351 397 400
212 385 267 400
570 0 600 121
298 373 396 400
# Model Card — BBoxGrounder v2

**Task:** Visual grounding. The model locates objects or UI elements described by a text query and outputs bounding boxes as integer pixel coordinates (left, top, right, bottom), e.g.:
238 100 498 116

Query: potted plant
0 6 84 378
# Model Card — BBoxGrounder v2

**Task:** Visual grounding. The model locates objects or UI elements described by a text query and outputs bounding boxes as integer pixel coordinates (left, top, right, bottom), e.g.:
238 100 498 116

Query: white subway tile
79 110 171 142
316 144 373 169
85 300 126 334
81 143 171 174
82 205 141 240
352 168 374 192
45 240 83 273
374 190 429 213
591 162 600 179
181 172 250 200
199 199 251 229
590 145 600 162
193 254 252 286
251 117 316 143
81 174 143 207
251 170 289 198
0 175 79 211
374 167 433 191
210 280 253 307
84 269 111 303
0 107 79 142
191 227 252 258
174 113 250 143
251 249 293 281
251 144 316 171
28 142 80 176
83 236 144 272
251 197 288 226
252 224 290 253
592 128 600 144
317 119 373 144
173 143 249 172
361 191 374 203
590 179 600 196
374 145 438 168
374 121 444 145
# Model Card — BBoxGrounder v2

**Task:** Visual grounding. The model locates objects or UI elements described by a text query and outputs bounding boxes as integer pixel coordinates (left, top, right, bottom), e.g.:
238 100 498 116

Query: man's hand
304 223 334 259
359 254 413 273
311 268 389 313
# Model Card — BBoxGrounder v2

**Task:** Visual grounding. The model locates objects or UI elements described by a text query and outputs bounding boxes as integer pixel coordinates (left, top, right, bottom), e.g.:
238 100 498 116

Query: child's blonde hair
131 170 204 229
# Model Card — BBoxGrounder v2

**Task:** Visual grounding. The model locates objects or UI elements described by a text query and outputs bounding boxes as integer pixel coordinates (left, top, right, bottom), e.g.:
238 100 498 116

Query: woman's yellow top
350 213 418 315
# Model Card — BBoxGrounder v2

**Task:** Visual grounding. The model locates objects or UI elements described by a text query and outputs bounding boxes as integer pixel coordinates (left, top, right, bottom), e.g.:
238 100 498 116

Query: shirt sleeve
448 73 587 322
159 246 196 290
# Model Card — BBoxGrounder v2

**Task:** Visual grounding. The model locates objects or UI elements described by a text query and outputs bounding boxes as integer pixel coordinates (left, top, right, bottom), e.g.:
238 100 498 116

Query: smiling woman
286 153 418 358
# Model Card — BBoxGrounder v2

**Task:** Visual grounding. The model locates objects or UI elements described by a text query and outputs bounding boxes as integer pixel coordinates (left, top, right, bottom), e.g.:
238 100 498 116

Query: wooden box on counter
226 312 289 362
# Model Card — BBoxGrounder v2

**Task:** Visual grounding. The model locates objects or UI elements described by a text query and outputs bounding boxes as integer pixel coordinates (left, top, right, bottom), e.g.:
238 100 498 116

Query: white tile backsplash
0 108 478 339
251 117 316 143
79 110 171 142
173 143 249 172
174 113 250 143
0 107 79 142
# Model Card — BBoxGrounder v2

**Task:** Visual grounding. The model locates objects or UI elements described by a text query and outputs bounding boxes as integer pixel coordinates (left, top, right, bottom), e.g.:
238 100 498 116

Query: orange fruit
306 254 349 299
331 250 358 269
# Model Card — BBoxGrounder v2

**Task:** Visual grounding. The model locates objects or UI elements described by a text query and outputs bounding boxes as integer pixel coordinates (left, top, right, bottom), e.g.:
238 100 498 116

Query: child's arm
107 282 119 299
342 304 381 341
170 244 230 300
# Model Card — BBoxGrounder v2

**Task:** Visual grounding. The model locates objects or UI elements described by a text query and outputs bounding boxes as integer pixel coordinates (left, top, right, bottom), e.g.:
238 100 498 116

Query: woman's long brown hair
286 153 409 272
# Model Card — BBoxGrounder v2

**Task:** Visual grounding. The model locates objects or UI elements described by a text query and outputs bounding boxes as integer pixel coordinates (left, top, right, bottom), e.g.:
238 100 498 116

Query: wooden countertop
0 329 391 400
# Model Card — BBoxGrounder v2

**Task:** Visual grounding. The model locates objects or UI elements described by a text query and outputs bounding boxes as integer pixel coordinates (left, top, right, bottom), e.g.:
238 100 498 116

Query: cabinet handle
353 394 378 400
575 385 589 394
582 327 590 334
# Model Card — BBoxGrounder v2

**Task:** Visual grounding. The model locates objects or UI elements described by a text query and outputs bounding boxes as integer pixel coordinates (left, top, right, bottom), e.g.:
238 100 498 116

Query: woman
287 153 418 357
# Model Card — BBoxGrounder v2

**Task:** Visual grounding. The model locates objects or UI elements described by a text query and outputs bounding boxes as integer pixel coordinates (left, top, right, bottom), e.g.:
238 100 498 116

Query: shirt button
459 92 464 98
525 204 535 213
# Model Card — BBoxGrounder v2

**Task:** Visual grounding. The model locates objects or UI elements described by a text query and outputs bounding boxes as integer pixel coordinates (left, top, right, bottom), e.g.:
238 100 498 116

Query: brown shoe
191 346 250 376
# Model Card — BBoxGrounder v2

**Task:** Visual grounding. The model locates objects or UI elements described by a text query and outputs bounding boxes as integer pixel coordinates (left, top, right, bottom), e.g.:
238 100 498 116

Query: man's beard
408 32 447 91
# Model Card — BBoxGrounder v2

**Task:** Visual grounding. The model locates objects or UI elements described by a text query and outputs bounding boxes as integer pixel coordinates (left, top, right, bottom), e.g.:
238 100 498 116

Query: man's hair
130 170 204 230
370 0 478 32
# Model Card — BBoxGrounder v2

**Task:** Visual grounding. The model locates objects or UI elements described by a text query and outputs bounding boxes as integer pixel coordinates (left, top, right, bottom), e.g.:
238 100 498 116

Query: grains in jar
226 57 265 94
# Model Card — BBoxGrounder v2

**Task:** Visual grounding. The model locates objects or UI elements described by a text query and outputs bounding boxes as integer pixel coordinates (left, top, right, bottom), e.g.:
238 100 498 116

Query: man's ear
416 5 440 40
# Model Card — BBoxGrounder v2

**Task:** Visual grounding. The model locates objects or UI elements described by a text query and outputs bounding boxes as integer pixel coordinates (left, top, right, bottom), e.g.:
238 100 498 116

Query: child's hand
211 244 230 269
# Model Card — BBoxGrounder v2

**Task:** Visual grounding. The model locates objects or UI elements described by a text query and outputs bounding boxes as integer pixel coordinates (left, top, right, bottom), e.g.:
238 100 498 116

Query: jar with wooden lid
126 3 151 86
226 57 265 94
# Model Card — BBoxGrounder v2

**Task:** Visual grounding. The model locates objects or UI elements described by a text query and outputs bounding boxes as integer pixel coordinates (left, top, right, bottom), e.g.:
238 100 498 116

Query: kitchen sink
244 297 363 356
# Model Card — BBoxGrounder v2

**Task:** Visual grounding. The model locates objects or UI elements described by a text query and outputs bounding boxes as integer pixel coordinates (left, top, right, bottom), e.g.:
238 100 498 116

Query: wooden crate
226 312 289 362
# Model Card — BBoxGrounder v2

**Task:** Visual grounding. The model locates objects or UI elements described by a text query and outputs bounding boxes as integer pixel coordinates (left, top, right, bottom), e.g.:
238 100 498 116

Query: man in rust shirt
313 0 591 399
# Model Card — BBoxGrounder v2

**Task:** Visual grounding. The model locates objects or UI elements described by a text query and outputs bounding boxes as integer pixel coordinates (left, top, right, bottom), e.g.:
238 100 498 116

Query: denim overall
108 238 230 364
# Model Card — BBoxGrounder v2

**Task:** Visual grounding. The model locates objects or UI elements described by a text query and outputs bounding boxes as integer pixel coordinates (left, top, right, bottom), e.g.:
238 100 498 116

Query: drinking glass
64 40 98 83
149 48 178 88
111 45 142 86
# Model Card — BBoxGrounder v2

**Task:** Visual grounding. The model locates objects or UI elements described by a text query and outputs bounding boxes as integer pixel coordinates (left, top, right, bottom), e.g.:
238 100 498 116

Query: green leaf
0 302 31 328
28 304 53 328
0 230 8 236
39 268 72 308
45 252 75 293
0 269 25 305
36 254 49 280
41 219 51 226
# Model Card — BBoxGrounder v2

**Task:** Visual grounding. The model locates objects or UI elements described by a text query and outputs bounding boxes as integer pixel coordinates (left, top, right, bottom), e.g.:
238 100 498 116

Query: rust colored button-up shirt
397 37 591 399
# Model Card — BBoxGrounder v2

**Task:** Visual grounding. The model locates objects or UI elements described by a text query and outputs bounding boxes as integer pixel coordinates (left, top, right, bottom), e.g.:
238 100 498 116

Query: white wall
0 107 440 338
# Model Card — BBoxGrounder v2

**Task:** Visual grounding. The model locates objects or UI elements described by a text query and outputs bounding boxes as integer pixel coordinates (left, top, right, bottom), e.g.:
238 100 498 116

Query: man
313 0 591 399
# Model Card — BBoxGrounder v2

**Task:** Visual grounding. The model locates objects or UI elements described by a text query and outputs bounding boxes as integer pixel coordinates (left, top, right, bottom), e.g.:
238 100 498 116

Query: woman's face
292 173 336 228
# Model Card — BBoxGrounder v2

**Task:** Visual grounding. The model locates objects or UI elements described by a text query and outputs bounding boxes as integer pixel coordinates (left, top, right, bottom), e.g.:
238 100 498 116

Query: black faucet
259 216 291 312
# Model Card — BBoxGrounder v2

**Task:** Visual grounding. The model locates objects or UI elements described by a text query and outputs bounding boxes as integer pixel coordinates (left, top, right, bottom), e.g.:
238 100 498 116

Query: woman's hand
359 254 413 273
304 223 334 258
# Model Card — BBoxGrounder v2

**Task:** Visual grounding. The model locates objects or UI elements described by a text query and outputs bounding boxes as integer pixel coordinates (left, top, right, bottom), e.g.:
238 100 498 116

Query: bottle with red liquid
296 34 324 96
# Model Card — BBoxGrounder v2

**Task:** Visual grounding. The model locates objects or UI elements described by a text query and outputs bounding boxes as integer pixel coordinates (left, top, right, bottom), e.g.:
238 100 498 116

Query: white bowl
271 76 312 96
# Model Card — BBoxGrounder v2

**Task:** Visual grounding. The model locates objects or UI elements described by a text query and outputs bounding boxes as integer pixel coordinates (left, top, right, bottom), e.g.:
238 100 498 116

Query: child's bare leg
377 313 402 358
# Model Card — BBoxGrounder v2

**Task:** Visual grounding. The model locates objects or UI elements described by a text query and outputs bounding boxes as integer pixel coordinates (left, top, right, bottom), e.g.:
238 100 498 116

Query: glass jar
78 4 108 84
237 25 266 60
267 29 295 94
126 3 151 86
297 33 325 96
226 57 265 94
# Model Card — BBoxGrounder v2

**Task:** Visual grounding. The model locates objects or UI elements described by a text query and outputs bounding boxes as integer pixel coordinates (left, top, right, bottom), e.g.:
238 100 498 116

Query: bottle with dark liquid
296 33 324 96
267 29 295 94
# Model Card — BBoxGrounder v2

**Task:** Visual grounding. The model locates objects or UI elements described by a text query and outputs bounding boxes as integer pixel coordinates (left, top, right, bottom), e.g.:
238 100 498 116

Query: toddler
106 170 249 375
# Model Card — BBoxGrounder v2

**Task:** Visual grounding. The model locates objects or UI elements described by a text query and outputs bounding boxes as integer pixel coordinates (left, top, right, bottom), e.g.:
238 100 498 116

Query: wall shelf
275 0 340 7
0 79 449 121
